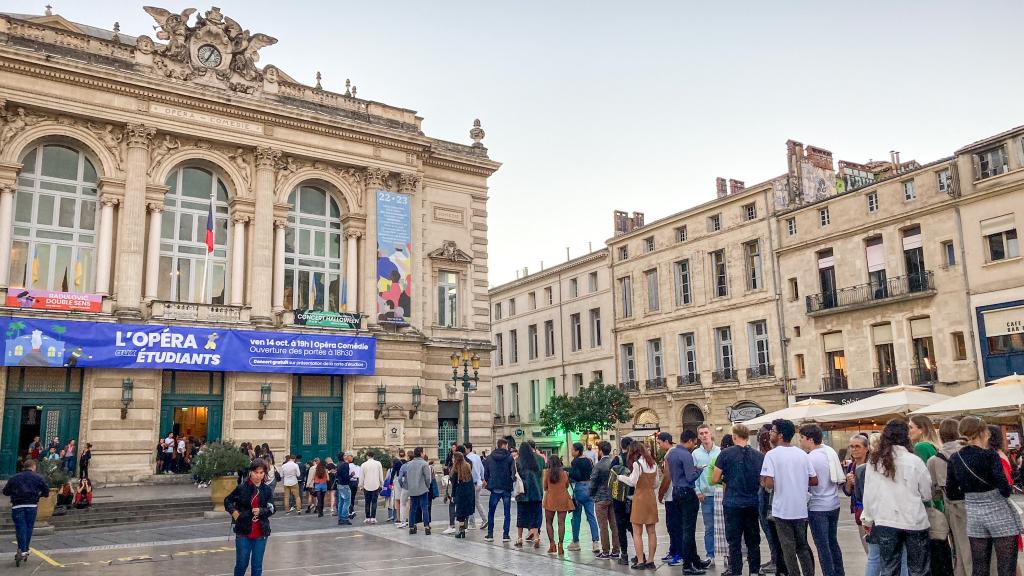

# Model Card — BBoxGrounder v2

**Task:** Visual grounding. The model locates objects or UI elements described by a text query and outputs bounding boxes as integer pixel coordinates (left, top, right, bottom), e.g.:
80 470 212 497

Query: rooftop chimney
716 177 728 199
728 179 745 195
894 151 901 171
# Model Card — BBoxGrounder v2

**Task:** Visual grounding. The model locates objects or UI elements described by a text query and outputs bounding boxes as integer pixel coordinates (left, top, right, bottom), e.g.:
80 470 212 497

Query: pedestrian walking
3 459 50 567
324 458 337 515
312 460 329 517
399 447 433 535
389 449 407 524
657 433 684 566
862 419 932 576
360 450 384 524
78 443 92 480
909 414 954 576
947 417 1022 576
346 453 360 520
760 419 817 576
279 455 300 513
713 423 764 576
464 443 487 530
514 441 543 548
591 440 620 559
693 425 721 564
617 441 658 569
225 459 275 576
568 442 600 552
542 455 575 555
483 438 515 542
335 454 352 525
929 418 969 576
304 457 319 513
800 423 845 576
449 451 476 538
608 438 635 566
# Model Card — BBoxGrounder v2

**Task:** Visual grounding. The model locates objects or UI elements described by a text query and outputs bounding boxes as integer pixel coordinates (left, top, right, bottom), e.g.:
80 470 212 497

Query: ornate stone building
0 7 499 481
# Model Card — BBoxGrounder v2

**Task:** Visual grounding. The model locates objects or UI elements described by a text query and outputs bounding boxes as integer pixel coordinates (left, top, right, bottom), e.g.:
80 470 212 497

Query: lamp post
450 347 480 444
258 382 272 420
120 378 134 419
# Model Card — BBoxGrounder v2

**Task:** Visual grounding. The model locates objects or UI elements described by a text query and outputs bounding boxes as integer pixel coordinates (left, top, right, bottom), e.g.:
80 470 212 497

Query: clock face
197 44 222 68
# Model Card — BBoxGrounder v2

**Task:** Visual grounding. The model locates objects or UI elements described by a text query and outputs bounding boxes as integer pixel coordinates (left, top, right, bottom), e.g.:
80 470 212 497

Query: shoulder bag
512 465 525 499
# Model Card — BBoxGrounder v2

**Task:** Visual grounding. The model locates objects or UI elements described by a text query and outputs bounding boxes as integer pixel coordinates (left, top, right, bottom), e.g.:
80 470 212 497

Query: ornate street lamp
258 382 272 420
410 383 422 418
375 383 387 419
451 347 480 444
120 378 134 420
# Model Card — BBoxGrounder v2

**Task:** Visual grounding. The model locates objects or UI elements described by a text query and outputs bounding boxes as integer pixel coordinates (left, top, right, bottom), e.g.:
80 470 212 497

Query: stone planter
35 488 58 521
210 475 236 512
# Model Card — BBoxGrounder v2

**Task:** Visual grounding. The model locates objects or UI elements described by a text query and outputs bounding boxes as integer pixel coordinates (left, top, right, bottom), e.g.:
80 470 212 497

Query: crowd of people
25 436 90 478
156 433 206 475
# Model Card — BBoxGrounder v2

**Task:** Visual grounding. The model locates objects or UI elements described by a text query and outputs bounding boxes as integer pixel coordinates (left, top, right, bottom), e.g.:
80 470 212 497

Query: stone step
0 508 213 535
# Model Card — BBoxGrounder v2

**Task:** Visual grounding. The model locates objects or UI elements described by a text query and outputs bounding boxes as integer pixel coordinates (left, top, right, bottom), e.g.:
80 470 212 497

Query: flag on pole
205 203 215 254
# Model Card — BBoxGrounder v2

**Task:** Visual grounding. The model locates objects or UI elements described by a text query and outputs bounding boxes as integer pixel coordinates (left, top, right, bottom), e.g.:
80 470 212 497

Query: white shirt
584 450 599 465
760 445 816 520
360 458 385 491
806 447 840 512
349 462 361 480
279 460 300 487
164 437 174 454
617 458 657 487
862 446 931 531
177 439 186 454
466 452 485 486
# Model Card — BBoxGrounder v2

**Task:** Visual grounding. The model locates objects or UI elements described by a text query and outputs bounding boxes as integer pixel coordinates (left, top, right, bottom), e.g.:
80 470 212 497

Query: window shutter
822 332 844 352
871 323 893 344
910 317 932 338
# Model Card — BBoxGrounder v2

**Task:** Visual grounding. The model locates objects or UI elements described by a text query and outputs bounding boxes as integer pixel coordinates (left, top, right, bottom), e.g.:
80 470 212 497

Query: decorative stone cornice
100 196 121 207
232 214 251 225
255 146 281 169
125 123 156 148
398 173 421 194
364 167 389 191
428 241 472 264
0 183 15 195
146 201 164 213
273 218 287 229
345 229 363 240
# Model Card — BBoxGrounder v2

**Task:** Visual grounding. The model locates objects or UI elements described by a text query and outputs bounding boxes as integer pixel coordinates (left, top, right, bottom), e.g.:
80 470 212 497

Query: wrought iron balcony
507 414 519 423
911 365 938 386
677 373 701 387
806 271 935 315
746 364 775 380
646 377 667 391
619 381 640 394
493 414 505 425
712 368 739 383
873 370 899 388
822 374 849 392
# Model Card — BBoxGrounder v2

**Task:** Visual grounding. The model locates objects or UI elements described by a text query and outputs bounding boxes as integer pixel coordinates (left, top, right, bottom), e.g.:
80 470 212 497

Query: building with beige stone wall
0 7 498 481
489 250 615 457
607 178 788 440
775 142 978 407
953 127 1024 383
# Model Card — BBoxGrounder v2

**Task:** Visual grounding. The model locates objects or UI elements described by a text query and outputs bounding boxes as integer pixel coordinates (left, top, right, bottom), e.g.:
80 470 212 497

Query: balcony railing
493 414 504 425
822 374 849 391
619 381 640 394
911 366 938 386
806 271 935 314
507 414 519 424
873 370 899 388
677 373 701 387
746 364 775 380
712 368 739 383
646 377 667 391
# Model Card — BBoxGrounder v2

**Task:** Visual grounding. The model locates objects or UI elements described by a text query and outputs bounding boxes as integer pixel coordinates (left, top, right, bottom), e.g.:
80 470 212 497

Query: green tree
538 379 632 436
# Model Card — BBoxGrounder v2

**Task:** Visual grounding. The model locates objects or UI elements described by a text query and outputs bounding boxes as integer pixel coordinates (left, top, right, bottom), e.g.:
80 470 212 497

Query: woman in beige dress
617 441 658 569
542 455 575 554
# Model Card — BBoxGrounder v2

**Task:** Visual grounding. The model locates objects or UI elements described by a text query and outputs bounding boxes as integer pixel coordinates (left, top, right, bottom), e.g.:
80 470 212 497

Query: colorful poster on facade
0 317 376 375
376 190 412 325
5 289 103 313
294 309 362 329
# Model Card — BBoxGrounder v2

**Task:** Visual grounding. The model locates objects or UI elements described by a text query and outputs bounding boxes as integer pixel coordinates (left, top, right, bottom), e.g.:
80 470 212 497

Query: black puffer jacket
224 481 276 537
2 471 49 507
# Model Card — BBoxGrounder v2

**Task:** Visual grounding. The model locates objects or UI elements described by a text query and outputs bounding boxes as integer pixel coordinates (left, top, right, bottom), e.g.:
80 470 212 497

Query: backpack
608 461 633 502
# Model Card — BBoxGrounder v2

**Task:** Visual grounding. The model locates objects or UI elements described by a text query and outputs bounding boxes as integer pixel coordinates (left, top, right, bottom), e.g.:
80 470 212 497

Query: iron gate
437 420 457 464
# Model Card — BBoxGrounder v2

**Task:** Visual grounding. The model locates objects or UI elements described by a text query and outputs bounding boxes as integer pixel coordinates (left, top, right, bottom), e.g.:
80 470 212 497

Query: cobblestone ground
2 496 876 575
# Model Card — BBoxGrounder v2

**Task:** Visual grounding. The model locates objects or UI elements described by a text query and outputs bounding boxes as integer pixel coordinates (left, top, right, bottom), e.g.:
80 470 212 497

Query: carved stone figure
143 6 196 62
149 134 180 174
228 147 251 190
0 107 45 153
227 25 276 82
86 123 124 168
136 34 155 55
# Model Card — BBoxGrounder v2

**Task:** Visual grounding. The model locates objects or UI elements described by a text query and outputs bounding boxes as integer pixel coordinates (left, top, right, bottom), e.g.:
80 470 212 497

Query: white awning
984 306 1024 338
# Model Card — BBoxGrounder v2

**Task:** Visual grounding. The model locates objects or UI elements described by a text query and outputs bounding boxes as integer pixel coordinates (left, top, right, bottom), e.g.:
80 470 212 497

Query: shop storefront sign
514 428 524 438
633 422 660 431
294 309 361 329
984 306 1024 336
728 403 765 422
0 317 375 375
6 289 102 313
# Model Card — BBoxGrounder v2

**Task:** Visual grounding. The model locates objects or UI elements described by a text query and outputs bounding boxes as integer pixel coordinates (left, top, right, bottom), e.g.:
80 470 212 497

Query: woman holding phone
225 459 276 576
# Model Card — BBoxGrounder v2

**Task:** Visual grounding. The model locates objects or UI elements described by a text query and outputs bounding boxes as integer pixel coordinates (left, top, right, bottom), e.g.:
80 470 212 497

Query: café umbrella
912 373 1024 417
815 385 952 424
743 398 837 428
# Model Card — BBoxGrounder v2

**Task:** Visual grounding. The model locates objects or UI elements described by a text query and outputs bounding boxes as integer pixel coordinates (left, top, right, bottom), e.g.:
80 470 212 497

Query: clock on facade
197 44 222 68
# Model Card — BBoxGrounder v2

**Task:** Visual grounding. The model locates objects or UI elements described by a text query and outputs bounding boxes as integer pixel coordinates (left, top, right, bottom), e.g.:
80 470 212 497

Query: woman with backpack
225 459 275 576
515 442 544 548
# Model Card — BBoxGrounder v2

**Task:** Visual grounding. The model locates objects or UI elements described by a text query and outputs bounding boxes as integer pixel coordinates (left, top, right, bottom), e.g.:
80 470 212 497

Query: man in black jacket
483 438 515 542
336 453 352 525
3 459 50 565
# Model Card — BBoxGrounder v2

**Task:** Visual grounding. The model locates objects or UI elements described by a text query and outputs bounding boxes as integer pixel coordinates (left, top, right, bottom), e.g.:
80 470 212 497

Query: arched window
159 167 229 304
682 404 704 435
284 185 343 311
10 145 99 292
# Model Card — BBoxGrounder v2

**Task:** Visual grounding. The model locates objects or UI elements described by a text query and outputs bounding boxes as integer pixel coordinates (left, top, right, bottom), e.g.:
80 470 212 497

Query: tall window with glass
159 167 229 303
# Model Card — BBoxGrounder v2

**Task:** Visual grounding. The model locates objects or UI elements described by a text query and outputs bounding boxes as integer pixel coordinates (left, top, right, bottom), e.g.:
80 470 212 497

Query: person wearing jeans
483 439 516 540
591 441 619 558
568 442 598 551
3 459 50 565
399 447 434 534
760 419 817 576
800 424 845 576
713 424 764 576
693 425 721 561
335 455 352 525
225 460 275 576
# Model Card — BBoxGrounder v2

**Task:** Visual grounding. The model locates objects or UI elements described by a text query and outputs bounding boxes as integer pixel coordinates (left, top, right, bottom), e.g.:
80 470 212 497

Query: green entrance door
290 375 343 462
159 371 224 444
1 367 83 476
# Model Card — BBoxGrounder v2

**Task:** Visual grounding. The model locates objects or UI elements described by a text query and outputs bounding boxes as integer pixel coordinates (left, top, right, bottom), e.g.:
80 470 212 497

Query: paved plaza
3 495 875 575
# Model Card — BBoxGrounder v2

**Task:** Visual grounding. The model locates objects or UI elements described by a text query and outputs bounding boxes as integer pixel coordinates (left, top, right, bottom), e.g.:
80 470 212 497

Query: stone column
95 196 119 296
143 202 163 301
272 218 286 312
251 147 280 323
230 215 248 306
0 183 16 288
345 230 361 313
115 123 155 316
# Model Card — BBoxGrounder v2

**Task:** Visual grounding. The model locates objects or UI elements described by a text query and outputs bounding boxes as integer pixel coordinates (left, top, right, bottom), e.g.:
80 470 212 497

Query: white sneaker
396 521 408 528
592 541 601 552
443 527 457 535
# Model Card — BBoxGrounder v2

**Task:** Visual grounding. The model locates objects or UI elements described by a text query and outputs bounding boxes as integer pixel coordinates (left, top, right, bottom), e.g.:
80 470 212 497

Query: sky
8 1 1023 286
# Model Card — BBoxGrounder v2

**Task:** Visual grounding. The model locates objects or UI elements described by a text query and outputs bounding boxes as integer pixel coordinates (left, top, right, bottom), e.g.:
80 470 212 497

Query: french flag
204 204 215 253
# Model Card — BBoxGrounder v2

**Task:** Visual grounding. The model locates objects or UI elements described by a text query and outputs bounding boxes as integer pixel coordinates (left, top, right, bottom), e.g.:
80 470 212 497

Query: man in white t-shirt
163 435 175 474
760 419 817 576
279 454 301 512
799 424 845 576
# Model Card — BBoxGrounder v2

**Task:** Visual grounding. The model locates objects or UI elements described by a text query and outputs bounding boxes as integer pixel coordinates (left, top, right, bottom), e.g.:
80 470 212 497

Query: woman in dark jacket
450 451 476 538
225 459 275 576
515 442 544 548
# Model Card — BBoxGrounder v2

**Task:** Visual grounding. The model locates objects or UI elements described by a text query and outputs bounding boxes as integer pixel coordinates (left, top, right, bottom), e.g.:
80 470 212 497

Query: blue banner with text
0 317 376 375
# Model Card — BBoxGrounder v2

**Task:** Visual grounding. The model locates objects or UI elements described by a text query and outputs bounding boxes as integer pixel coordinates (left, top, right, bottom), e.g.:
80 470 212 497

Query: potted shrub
354 447 393 471
30 457 69 521
191 441 251 511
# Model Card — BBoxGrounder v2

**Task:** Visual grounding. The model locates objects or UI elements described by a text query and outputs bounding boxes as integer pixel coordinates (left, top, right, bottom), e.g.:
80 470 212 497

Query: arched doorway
682 404 704 435
633 408 660 432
